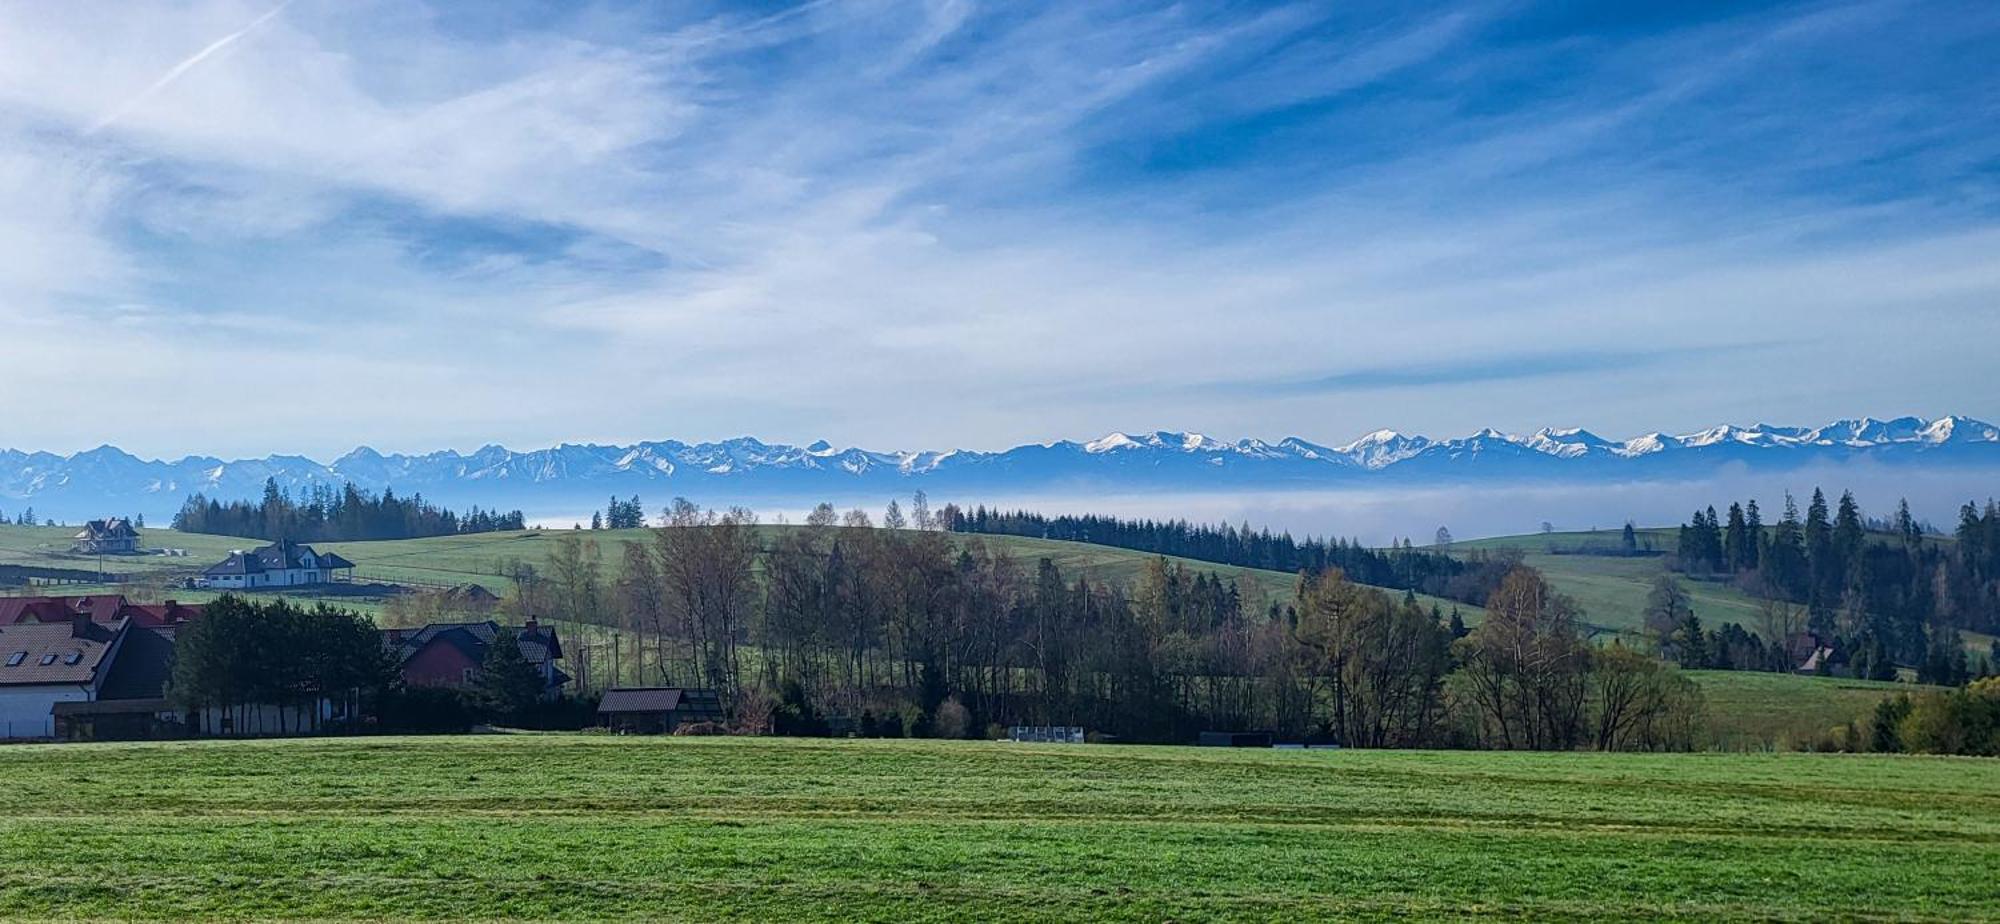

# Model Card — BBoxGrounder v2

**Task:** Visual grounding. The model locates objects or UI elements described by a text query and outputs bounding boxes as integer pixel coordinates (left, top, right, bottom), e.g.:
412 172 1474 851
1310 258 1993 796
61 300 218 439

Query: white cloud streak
85 0 295 134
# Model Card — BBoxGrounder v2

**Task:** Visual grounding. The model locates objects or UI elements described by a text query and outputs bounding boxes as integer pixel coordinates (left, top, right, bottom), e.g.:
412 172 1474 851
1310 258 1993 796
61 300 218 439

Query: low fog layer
535 464 2000 546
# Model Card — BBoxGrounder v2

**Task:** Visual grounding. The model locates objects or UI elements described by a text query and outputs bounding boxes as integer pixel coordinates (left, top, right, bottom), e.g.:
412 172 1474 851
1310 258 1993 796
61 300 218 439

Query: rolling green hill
1450 528 1997 661
0 523 1472 619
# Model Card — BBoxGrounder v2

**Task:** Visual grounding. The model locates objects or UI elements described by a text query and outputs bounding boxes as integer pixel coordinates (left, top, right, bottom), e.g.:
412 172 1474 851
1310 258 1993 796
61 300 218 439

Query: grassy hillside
0 523 1472 619
1687 670 1937 750
1453 529 1995 663
0 736 1991 921
1451 528 1759 638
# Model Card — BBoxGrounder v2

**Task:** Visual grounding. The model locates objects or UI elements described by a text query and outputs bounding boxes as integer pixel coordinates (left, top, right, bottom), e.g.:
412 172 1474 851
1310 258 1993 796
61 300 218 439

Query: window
38 654 56 666
62 652 81 666
4 652 23 667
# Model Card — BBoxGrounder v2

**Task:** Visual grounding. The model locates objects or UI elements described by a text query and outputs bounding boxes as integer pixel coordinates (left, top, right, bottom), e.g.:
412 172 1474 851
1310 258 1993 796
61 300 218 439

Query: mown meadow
0 735 1992 921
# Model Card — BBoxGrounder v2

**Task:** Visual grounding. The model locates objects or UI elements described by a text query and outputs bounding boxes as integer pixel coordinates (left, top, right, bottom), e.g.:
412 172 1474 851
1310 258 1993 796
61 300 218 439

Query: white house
0 618 129 739
200 540 356 589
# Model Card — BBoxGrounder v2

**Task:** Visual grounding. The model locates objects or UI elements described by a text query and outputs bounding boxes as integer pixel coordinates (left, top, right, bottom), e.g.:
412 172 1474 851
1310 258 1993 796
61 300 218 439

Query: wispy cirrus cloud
0 1 1994 458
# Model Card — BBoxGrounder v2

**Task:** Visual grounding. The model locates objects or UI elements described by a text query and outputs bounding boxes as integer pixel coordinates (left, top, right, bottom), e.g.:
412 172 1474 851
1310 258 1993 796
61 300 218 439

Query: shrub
931 697 970 739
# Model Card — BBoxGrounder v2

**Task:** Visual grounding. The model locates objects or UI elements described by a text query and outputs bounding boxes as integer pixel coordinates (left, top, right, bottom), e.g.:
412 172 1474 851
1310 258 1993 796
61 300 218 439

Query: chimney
523 616 539 633
71 613 94 638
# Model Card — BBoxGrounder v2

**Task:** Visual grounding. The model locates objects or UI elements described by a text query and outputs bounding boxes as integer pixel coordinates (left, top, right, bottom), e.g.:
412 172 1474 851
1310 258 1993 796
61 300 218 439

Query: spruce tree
477 630 546 722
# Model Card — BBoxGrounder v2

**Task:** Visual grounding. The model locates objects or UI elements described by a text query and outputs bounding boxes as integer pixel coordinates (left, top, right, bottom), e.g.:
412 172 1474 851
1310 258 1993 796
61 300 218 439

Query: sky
2 0 1997 460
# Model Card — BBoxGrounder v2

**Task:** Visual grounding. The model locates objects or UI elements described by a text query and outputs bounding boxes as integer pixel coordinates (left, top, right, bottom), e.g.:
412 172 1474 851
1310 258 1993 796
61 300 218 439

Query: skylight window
38 654 56 666
4 652 23 667
62 652 81 666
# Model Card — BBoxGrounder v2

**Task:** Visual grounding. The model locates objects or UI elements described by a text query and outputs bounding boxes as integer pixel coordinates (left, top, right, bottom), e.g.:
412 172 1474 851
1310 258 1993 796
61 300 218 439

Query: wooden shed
597 687 724 734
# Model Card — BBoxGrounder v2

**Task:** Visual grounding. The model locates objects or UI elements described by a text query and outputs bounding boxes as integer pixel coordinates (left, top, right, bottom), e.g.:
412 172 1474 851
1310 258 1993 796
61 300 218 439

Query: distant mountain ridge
2 415 1996 521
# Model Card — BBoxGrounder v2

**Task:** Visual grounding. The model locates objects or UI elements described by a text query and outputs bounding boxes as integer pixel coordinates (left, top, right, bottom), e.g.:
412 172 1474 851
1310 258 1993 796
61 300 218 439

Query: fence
1007 725 1085 744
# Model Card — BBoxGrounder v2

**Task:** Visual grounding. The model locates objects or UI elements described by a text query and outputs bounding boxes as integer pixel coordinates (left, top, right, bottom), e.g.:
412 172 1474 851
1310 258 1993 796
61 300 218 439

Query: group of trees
2 507 54 526
168 596 391 734
591 496 648 530
173 479 526 542
1674 490 2000 676
943 507 1466 595
1819 677 2000 756
170 596 586 735
1641 576 1796 672
498 497 1700 749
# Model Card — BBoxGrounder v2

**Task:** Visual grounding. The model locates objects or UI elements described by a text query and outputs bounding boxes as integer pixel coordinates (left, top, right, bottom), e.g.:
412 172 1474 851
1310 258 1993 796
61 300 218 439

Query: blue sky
1 0 1996 458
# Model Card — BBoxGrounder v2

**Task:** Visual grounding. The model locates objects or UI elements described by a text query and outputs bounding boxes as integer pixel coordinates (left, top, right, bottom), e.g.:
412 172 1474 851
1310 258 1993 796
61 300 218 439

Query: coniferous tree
1742 499 1763 572
477 630 547 721
1723 503 1749 573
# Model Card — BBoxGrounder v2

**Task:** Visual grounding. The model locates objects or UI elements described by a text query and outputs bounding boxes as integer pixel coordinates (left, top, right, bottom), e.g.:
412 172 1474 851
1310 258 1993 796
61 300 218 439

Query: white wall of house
202 567 335 589
0 685 89 739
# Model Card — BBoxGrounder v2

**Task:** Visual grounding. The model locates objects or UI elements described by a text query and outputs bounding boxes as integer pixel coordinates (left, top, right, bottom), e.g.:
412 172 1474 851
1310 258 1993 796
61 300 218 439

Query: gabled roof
383 620 564 668
73 518 139 541
0 620 122 686
96 625 174 700
203 541 354 577
0 596 199 628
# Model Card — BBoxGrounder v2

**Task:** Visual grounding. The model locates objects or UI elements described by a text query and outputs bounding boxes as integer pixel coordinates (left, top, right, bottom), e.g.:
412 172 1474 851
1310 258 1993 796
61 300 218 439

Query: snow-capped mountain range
2 415 1996 522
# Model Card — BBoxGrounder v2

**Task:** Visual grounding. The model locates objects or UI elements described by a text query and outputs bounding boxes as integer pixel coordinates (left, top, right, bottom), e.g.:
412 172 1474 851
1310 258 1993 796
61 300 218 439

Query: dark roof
0 620 122 686
203 541 353 577
598 687 722 716
96 626 175 700
599 688 682 713
383 620 564 667
74 518 139 541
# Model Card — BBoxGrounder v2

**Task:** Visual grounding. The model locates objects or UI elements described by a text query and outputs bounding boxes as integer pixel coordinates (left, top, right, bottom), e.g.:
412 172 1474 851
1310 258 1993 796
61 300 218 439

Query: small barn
597 687 724 734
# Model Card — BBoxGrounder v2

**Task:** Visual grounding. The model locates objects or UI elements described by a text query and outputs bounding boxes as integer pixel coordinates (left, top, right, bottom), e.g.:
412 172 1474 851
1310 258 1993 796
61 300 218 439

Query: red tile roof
0 596 201 628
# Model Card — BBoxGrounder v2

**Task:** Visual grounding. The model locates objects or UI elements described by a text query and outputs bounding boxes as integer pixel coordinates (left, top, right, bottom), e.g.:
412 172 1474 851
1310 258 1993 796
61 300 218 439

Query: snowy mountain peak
3 415 1995 521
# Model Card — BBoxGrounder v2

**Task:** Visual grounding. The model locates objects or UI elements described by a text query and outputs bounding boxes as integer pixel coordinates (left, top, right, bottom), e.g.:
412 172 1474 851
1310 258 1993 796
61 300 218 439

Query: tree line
942 506 1466 595
1673 490 2000 679
1806 677 2000 756
499 498 1701 749
168 596 391 734
172 479 526 542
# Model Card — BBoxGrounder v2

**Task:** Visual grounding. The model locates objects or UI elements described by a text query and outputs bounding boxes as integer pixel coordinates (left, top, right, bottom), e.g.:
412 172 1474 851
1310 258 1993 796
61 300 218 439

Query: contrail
87 0 295 135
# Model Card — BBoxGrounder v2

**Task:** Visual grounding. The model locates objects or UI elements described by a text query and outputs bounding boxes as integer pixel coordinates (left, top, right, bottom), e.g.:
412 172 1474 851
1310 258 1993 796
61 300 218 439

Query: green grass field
0 735 1991 921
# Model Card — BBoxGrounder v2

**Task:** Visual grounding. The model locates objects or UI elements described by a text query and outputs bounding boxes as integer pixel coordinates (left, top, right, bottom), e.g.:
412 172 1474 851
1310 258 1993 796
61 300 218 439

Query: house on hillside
199 540 355 589
382 618 568 698
597 687 724 734
71 518 140 554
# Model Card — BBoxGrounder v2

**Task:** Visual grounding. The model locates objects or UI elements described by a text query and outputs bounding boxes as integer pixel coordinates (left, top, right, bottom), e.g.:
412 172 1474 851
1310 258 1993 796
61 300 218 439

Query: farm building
383 618 568 698
71 518 141 554
597 687 724 734
200 540 356 589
